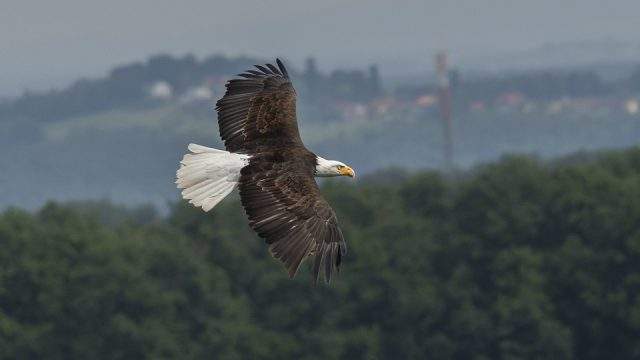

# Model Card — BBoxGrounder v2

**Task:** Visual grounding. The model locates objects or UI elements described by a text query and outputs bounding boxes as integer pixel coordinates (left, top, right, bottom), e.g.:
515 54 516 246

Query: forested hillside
2 148 639 359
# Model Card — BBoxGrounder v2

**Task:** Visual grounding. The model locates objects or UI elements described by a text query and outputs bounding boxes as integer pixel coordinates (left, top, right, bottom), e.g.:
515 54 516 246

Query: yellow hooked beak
339 165 355 178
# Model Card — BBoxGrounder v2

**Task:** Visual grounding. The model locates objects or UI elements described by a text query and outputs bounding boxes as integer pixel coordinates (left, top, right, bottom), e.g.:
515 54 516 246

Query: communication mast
435 52 454 169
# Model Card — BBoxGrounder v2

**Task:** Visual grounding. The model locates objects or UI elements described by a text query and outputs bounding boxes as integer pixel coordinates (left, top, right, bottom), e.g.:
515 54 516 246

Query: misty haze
1 1 640 359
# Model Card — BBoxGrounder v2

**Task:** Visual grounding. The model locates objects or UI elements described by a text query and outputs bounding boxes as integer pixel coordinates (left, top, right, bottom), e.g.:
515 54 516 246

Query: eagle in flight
176 59 355 284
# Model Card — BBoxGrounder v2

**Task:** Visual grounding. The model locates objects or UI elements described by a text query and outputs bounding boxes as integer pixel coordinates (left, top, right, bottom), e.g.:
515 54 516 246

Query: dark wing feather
218 60 347 283
266 63 280 74
239 154 347 284
276 59 289 78
215 59 301 154
254 64 273 74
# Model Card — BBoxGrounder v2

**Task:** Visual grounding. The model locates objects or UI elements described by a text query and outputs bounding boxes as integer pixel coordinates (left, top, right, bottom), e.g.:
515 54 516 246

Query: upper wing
215 59 301 153
239 155 347 284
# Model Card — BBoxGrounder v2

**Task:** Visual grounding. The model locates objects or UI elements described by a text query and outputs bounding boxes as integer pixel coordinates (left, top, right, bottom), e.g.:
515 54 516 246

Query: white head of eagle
315 156 355 178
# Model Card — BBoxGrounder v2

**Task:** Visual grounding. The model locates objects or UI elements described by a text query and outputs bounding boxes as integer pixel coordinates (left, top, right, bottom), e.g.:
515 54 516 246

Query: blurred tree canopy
1 148 640 359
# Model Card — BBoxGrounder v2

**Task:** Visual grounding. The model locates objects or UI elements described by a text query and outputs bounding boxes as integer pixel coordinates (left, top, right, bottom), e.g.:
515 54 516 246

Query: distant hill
2 99 638 211
1 53 639 210
0 54 263 123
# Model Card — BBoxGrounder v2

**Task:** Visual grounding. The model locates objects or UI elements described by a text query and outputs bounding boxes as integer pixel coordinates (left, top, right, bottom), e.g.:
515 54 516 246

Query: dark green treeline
1 148 640 359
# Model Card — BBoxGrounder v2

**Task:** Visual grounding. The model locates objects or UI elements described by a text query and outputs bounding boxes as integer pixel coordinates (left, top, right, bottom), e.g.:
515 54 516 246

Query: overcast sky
1 0 638 97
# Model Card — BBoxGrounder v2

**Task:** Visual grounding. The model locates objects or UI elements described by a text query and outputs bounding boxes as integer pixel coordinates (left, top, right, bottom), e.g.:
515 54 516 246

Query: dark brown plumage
215 59 346 283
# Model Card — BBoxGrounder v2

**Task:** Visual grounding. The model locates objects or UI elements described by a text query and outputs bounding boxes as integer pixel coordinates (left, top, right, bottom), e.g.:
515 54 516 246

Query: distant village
3 53 640 124
144 55 640 124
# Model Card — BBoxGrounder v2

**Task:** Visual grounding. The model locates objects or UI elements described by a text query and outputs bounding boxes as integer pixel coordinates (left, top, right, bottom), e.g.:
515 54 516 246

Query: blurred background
1 0 639 358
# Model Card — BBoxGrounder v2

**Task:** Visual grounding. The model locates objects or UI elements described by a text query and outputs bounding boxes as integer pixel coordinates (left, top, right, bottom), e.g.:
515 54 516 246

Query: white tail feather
176 144 249 212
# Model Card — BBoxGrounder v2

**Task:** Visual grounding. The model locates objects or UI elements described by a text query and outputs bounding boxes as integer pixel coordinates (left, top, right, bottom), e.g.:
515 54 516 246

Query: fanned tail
176 144 249 211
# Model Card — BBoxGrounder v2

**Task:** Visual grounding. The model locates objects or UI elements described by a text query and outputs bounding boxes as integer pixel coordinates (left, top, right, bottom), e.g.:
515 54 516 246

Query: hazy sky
1 0 638 97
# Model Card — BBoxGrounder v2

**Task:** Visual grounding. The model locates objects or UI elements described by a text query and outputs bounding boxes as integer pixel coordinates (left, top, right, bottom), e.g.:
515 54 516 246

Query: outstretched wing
215 59 301 154
239 154 347 284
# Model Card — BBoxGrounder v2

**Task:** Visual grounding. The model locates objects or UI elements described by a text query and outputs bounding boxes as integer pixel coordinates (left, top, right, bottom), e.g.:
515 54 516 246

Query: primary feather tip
276 58 289 78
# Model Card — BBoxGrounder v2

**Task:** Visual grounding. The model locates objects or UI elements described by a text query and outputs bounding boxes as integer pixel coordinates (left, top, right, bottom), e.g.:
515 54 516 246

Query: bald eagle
176 59 355 283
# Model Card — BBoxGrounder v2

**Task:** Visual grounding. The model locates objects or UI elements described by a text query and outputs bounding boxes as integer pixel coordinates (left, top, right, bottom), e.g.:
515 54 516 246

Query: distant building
416 94 437 108
625 99 639 115
149 81 173 100
371 97 396 115
181 86 214 103
335 101 368 120
497 92 525 107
